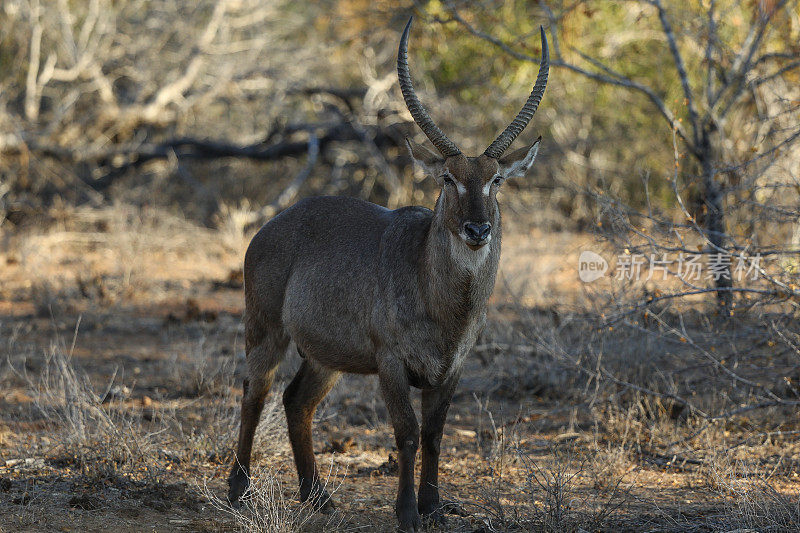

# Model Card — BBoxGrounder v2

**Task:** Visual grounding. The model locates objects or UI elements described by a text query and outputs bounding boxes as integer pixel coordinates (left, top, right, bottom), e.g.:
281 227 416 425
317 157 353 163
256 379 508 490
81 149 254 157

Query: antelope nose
464 222 492 242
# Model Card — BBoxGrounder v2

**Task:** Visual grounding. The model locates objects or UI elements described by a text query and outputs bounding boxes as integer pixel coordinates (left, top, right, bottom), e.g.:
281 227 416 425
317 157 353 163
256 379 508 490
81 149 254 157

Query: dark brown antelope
228 17 548 532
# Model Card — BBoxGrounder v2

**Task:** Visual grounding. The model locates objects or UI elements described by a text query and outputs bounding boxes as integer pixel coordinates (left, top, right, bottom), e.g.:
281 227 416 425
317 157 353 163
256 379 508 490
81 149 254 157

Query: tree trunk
700 131 732 312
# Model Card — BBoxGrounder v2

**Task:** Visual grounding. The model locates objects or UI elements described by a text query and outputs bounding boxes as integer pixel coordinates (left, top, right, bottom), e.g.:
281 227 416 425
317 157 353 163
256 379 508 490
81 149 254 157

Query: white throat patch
449 231 490 272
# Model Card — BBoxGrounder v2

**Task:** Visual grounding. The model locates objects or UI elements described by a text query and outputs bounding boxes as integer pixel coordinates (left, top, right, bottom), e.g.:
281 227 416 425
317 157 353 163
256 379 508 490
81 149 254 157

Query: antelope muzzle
462 221 492 247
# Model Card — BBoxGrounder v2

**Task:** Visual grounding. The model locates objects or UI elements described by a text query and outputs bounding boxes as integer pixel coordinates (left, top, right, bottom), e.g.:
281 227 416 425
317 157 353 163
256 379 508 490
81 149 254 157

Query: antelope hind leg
228 326 287 506
283 359 341 513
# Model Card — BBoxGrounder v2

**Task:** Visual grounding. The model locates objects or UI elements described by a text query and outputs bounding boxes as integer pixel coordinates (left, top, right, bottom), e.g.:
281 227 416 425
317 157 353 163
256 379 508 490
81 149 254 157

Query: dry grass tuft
24 327 158 474
202 460 347 533
708 454 800 532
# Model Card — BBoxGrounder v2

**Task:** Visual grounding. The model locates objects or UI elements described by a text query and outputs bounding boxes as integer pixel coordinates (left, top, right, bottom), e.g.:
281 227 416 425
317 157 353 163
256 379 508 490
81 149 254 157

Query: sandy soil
1 207 798 532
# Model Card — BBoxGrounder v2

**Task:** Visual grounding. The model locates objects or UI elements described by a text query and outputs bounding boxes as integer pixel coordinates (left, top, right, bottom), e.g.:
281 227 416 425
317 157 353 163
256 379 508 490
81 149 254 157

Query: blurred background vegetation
1 0 798 302
1 4 800 530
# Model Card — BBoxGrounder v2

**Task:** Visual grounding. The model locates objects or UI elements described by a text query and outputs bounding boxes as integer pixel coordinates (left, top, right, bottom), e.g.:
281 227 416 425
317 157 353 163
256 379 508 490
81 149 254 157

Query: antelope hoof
397 508 422 532
398 516 422 532
302 486 336 514
227 471 249 508
418 496 440 518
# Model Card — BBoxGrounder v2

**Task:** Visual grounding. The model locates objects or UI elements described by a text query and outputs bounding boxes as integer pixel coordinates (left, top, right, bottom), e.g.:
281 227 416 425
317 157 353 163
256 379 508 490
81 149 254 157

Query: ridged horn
484 26 549 159
397 17 461 158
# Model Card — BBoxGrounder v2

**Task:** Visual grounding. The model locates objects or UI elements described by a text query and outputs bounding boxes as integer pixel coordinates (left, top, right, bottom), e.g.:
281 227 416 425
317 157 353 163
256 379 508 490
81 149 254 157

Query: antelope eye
493 176 504 185
442 176 454 186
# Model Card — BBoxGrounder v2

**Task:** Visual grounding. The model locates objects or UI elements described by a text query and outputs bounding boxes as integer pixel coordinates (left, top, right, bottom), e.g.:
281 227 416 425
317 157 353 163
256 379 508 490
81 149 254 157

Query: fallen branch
10 121 398 191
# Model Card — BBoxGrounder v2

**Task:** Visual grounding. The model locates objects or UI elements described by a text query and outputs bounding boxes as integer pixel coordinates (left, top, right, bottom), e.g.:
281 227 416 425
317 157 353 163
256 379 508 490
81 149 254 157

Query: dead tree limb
8 121 399 191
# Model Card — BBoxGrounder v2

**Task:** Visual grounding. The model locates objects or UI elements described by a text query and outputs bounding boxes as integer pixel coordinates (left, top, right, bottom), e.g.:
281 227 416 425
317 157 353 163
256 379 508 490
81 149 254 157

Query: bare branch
709 0 792 119
439 8 698 155
651 0 700 145
751 59 800 87
124 0 229 126
537 0 562 61
704 0 716 107
24 0 43 121
287 86 368 113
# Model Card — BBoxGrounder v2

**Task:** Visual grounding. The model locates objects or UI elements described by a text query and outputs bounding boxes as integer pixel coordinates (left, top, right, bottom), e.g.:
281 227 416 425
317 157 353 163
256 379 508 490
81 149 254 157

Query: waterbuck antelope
228 17 549 532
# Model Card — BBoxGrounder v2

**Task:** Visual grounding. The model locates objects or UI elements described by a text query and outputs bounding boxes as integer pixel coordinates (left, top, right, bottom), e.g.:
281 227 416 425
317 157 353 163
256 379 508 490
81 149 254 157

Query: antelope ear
498 137 541 179
406 138 446 183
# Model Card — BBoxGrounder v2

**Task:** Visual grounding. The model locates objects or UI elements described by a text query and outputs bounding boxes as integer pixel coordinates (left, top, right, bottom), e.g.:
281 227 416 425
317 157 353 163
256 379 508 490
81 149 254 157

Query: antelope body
228 18 549 532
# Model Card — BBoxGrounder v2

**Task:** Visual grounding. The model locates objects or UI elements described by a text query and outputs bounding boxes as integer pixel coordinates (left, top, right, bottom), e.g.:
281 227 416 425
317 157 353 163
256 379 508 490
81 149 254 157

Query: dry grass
203 460 348 533
1 204 799 532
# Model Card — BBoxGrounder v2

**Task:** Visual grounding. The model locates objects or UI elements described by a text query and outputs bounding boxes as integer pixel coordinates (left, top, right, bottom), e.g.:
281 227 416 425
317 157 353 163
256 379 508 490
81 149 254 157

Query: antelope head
398 18 548 249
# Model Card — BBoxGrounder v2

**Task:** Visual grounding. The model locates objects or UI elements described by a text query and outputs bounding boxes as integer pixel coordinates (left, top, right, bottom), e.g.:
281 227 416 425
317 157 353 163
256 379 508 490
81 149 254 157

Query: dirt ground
1 206 798 532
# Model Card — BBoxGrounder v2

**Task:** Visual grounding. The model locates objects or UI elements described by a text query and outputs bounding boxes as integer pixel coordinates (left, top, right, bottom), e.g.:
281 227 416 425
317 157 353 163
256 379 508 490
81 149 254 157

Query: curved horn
397 17 461 158
484 26 549 159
